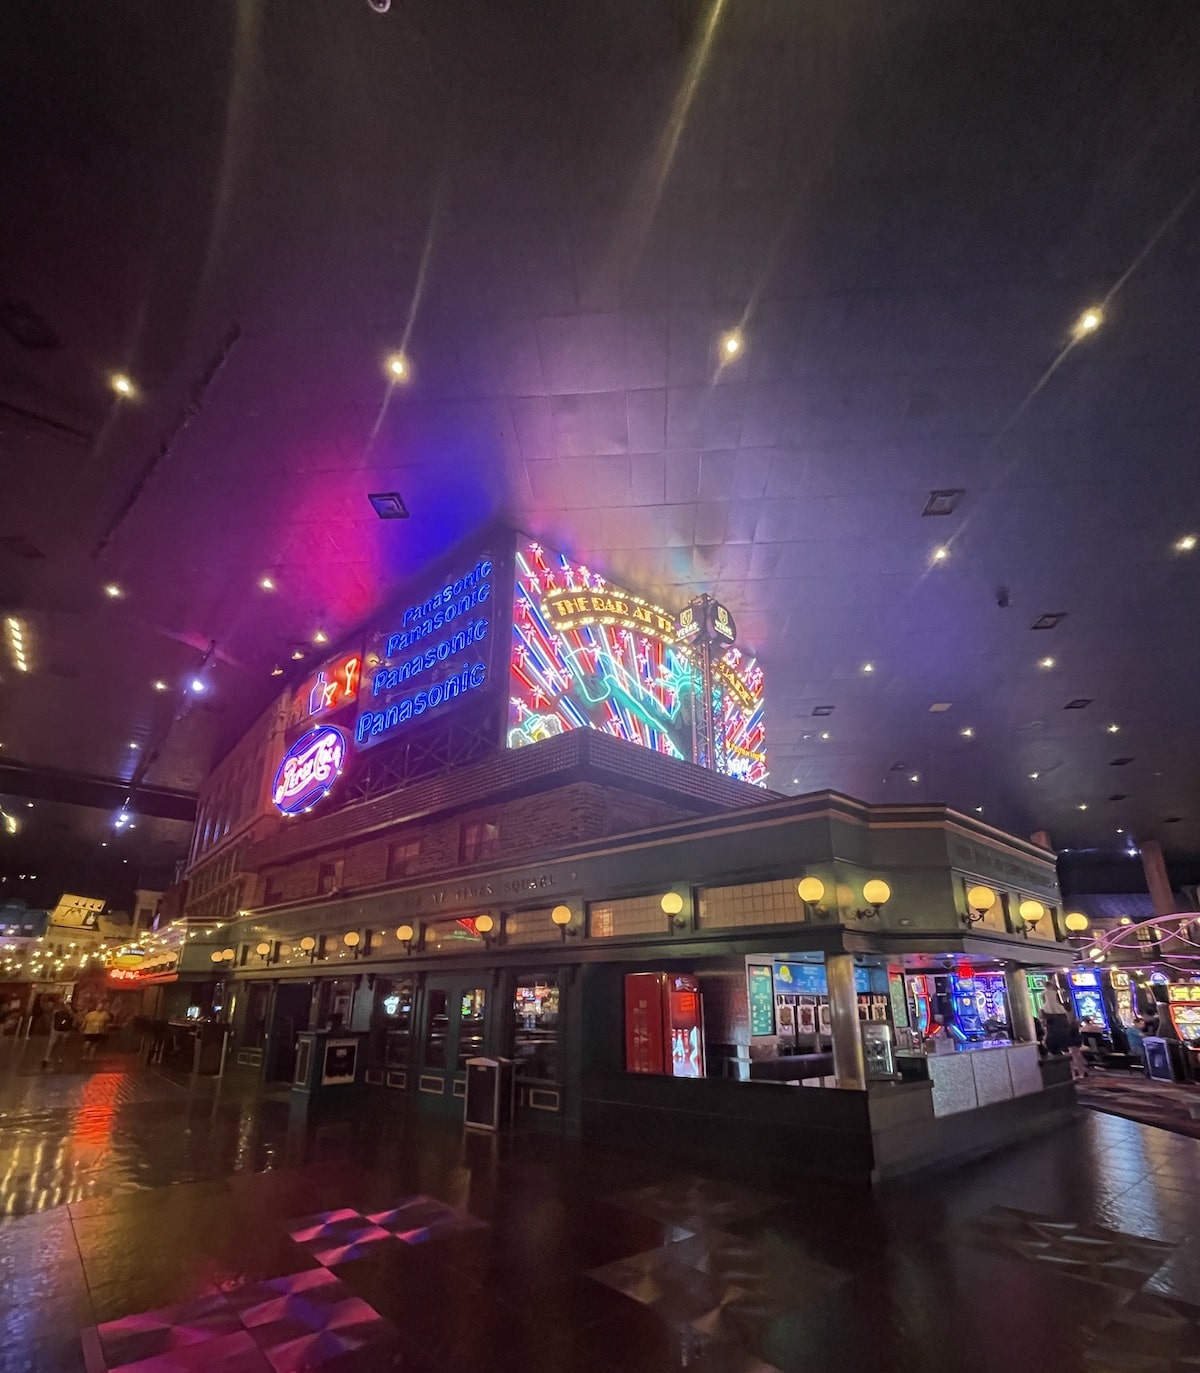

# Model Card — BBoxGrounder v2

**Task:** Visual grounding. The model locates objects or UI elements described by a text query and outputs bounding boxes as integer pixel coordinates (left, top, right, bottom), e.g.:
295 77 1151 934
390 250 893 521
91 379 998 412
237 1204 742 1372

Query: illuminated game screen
508 540 766 784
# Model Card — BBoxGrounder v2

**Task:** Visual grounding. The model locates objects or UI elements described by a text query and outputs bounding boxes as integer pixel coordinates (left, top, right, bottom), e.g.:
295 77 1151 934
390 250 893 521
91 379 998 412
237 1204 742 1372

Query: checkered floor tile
287 1197 485 1262
605 1175 783 1231
90 1269 399 1372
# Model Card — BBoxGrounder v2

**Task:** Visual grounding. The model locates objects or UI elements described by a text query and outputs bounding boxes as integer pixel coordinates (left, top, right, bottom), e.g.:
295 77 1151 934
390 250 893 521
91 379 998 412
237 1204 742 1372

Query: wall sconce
1064 911 1089 933
550 905 576 941
254 941 277 965
853 879 891 921
343 930 369 960
796 877 827 918
474 913 497 947
216 946 236 965
963 884 997 927
395 923 415 954
298 935 321 963
661 891 686 931
1018 899 1046 937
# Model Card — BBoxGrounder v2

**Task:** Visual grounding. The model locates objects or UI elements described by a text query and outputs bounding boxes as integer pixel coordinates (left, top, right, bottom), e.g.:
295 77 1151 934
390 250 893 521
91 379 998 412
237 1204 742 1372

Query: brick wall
251 780 697 910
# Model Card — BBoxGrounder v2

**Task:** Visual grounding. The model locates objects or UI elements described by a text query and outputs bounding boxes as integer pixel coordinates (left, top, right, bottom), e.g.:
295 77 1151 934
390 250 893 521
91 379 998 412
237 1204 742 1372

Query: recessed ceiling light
110 372 135 397
959 727 974 739
104 583 123 599
861 662 875 674
1078 803 1089 811
811 705 834 717
1106 723 1120 734
791 777 799 785
720 330 743 358
931 546 949 563
128 742 138 750
1116 828 1124 834
259 575 276 592
1029 771 1040 780
313 629 329 645
909 774 920 784
974 806 984 813
1031 612 1066 631
1038 657 1055 670
270 665 284 677
152 679 168 691
385 353 409 380
1174 534 1196 553
368 491 410 520
819 731 831 741
922 489 964 517
1073 307 1103 337
928 702 951 713
1064 698 1093 710
189 677 206 694
291 650 304 661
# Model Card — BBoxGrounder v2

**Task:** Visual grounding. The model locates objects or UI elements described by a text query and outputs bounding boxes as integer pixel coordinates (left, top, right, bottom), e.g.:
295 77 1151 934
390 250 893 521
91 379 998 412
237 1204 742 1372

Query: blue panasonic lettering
374 618 489 695
357 662 489 744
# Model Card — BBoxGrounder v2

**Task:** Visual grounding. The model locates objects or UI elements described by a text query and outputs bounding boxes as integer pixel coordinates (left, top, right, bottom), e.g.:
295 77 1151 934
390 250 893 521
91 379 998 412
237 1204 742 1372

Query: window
387 839 422 881
513 979 560 1083
317 860 343 895
263 874 285 905
459 818 500 864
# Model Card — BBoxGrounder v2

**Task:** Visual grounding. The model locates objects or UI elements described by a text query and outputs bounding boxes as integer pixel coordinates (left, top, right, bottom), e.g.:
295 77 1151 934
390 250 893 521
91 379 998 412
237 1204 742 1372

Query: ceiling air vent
889 762 910 772
811 705 834 717
368 492 410 520
1064 698 1093 710
1166 817 1183 824
922 489 964 517
1109 794 1129 801
1031 613 1066 630
1110 757 1134 767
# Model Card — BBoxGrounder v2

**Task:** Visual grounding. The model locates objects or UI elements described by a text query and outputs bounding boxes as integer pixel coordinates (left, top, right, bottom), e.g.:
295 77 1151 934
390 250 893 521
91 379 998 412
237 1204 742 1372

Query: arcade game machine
1165 983 1200 1079
1110 970 1135 1028
1066 969 1110 1032
906 974 937 1040
947 970 986 1043
624 973 706 1078
1026 972 1051 1019
973 971 1010 1036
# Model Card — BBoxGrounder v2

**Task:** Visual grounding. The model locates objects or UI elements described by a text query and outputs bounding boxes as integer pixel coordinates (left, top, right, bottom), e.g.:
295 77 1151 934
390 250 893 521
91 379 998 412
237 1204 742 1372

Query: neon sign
272 726 347 815
287 650 361 736
358 555 494 750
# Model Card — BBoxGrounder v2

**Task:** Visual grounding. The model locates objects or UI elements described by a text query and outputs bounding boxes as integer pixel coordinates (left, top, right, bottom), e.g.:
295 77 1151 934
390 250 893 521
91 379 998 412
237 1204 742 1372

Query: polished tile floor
2 1039 1200 1372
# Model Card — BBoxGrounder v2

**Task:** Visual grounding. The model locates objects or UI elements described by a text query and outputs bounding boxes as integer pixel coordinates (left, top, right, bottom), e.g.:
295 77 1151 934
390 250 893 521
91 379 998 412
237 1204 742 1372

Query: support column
1140 840 1175 917
1004 965 1036 1043
825 952 866 1089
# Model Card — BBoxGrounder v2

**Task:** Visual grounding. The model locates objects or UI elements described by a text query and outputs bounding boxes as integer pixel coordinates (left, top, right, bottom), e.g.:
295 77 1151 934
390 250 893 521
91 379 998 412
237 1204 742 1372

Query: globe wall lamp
210 947 236 966
963 885 997 927
1018 899 1046 938
853 879 891 921
395 923 416 955
1064 911 1090 934
550 905 577 942
254 940 278 965
474 913 497 948
796 877 828 918
661 891 686 931
298 935 323 963
343 929 371 960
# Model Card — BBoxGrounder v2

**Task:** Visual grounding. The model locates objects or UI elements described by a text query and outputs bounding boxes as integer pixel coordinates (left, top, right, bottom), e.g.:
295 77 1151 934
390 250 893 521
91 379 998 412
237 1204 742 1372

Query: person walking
80 1005 110 1062
41 1001 74 1069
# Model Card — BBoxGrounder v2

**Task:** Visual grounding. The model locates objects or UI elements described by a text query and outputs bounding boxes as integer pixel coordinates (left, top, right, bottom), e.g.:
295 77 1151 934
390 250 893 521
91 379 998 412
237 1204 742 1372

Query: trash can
463 1057 514 1132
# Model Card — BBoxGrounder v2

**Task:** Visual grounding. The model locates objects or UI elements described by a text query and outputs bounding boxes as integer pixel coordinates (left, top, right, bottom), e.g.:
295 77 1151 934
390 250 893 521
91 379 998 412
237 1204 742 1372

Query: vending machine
624 973 706 1078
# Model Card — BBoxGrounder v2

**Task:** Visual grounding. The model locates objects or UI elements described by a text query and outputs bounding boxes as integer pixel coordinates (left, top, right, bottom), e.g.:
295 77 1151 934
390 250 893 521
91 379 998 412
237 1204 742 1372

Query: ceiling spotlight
1106 723 1120 734
110 373 136 397
791 777 799 785
932 546 949 563
189 677 206 694
909 774 920 784
152 679 168 692
861 662 875 674
104 583 123 599
1029 771 1040 780
959 727 974 739
820 731 831 741
270 665 284 677
974 806 984 814
720 330 743 358
1074 307 1103 337
259 575 276 592
291 650 304 661
1038 656 1055 670
385 353 409 380
313 629 329 645
1078 803 1089 811
128 742 139 750
1174 534 1197 553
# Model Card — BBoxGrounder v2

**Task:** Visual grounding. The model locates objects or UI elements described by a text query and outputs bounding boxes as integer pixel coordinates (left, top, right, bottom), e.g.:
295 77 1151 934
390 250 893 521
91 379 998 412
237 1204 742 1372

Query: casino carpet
1075 1071 1200 1140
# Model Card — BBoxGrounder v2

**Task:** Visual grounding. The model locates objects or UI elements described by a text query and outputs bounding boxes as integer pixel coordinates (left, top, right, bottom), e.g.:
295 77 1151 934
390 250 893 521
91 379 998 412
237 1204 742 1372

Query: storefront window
375 977 414 1069
457 988 486 1069
513 979 560 1082
425 989 449 1067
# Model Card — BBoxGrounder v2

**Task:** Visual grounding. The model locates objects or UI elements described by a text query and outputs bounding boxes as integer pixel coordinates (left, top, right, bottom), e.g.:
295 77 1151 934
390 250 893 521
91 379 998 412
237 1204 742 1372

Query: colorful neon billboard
286 649 361 741
508 540 766 784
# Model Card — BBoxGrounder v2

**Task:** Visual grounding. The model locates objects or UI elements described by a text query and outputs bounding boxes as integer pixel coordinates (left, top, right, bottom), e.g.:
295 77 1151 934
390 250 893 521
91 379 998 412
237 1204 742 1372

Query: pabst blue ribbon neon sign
272 726 347 816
